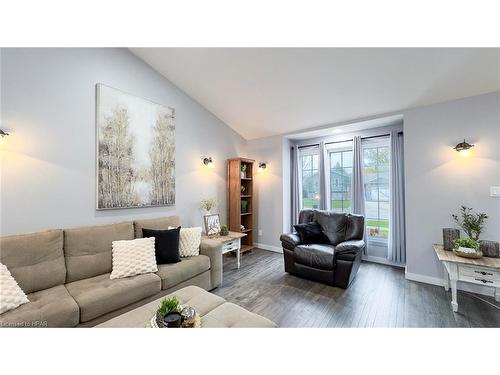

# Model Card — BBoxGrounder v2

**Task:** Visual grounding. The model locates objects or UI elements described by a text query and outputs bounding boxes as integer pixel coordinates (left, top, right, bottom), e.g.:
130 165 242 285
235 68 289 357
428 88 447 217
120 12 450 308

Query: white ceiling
131 48 500 140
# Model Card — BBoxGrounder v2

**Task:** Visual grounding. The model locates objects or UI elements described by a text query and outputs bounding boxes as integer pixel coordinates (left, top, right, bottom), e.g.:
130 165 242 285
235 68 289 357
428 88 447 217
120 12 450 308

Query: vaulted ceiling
131 48 500 140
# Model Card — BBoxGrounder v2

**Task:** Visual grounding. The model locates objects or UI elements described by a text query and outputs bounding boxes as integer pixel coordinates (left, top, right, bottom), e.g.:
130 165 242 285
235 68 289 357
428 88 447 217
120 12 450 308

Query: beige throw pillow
179 227 202 257
110 237 158 279
0 262 29 315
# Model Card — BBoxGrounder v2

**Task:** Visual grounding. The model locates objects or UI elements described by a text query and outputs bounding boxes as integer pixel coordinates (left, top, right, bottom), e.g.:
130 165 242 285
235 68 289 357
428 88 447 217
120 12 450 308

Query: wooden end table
203 231 247 269
433 244 500 312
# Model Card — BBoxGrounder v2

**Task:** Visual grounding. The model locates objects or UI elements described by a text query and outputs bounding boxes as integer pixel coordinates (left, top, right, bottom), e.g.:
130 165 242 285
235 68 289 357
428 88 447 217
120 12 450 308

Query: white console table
203 231 247 270
433 244 500 312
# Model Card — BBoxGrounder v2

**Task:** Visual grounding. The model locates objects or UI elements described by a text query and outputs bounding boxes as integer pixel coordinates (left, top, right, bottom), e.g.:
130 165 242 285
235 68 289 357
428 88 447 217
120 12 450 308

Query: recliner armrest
334 240 365 255
280 233 302 250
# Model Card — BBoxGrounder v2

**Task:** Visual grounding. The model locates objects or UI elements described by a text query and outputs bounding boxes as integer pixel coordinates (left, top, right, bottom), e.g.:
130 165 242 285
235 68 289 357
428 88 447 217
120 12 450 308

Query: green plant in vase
452 206 488 240
240 164 247 178
241 200 248 214
156 296 180 327
220 224 229 236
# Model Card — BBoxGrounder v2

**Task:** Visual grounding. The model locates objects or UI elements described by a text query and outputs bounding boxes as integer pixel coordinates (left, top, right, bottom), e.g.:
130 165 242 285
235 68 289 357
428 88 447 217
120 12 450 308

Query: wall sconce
202 157 215 168
258 162 267 171
453 139 474 157
0 129 9 145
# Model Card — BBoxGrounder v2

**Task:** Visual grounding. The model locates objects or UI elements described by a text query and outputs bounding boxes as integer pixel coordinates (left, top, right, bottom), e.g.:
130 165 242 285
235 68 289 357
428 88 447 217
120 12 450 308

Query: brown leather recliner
280 209 365 289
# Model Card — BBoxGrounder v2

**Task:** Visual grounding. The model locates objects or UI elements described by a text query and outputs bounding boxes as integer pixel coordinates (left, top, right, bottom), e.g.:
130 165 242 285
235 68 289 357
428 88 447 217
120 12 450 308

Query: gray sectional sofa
0 216 223 327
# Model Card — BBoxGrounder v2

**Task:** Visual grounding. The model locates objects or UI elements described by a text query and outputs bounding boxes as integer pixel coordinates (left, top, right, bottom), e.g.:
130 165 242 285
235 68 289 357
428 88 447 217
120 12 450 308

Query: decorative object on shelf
240 164 247 179
220 224 229 236
258 162 267 171
0 129 9 145
96 84 175 209
480 240 500 258
453 238 482 259
443 228 460 251
155 296 180 328
241 185 246 194
204 213 221 237
453 139 474 157
240 225 245 231
202 157 214 168
200 197 217 215
452 205 488 240
241 199 248 214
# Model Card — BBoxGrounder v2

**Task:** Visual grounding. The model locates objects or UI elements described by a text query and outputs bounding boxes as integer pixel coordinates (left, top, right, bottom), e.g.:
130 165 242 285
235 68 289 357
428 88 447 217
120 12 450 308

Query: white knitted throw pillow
0 262 29 315
110 237 158 279
179 227 202 257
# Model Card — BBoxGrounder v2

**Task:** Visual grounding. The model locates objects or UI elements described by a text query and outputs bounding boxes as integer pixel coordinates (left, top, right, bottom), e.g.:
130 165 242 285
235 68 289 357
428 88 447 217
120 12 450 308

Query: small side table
433 244 500 312
203 231 247 269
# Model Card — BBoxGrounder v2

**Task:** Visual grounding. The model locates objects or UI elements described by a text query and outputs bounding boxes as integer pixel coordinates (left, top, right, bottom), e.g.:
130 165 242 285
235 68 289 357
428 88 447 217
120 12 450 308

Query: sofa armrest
280 233 302 250
200 238 223 290
335 240 365 255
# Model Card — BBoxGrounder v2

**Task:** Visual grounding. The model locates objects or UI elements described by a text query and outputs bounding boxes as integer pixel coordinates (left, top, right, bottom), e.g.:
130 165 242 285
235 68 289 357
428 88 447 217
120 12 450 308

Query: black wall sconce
258 162 267 171
202 157 214 168
454 139 474 157
0 129 9 144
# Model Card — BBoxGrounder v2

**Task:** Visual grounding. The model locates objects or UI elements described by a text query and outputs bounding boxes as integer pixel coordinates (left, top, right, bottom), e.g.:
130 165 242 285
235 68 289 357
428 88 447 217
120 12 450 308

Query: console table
433 244 500 312
203 231 247 269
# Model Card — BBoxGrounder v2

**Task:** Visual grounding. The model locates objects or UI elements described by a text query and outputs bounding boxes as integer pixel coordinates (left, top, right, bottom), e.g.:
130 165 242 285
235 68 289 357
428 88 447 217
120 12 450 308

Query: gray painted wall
0 48 247 235
404 91 500 282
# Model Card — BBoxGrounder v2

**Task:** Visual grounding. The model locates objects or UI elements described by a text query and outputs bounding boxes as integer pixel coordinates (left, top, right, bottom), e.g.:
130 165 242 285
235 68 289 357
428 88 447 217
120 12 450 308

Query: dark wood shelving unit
228 157 255 254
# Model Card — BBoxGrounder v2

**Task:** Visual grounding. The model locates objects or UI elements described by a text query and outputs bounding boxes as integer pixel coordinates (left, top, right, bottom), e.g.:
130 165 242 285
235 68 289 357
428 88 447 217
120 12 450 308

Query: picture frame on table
204 214 221 237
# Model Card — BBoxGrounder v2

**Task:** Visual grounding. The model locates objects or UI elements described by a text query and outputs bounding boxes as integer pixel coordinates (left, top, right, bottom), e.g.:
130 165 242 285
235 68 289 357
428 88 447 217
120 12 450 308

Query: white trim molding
362 255 405 268
255 243 283 253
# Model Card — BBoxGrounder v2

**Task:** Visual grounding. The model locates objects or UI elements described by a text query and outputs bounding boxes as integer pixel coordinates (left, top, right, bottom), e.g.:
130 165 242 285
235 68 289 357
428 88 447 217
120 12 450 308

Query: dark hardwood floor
213 249 500 327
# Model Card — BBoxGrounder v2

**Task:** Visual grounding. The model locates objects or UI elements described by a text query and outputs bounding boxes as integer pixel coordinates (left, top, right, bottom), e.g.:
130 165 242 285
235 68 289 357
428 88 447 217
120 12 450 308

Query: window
362 138 390 243
300 147 319 209
327 143 353 213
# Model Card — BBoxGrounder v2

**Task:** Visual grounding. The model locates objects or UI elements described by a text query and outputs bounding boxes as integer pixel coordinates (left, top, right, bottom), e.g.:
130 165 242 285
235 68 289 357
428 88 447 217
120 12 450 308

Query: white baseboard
362 255 405 268
405 269 444 287
404 268 495 297
255 243 283 253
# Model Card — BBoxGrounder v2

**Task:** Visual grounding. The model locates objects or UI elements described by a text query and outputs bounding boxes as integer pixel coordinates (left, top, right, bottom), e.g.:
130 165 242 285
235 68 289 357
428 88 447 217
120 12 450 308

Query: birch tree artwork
97 84 175 209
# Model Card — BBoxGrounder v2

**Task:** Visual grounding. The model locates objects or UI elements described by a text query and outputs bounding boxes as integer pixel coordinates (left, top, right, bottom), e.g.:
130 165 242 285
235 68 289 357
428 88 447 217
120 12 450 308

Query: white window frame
298 146 320 210
325 141 353 212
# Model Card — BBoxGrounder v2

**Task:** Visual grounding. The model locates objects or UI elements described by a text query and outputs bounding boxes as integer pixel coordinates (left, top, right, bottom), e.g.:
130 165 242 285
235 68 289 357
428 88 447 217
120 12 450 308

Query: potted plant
241 199 248 214
453 238 482 259
220 224 229 236
200 197 217 215
156 296 181 328
240 164 247 179
452 206 488 240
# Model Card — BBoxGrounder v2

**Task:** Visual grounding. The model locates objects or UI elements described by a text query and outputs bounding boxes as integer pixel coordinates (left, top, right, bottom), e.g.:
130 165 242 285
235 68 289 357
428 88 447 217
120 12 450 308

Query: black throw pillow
142 227 181 264
293 222 330 245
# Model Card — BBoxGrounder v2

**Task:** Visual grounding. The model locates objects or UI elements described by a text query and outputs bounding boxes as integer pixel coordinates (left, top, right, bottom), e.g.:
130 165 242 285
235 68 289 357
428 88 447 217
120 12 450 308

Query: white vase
240 171 246 179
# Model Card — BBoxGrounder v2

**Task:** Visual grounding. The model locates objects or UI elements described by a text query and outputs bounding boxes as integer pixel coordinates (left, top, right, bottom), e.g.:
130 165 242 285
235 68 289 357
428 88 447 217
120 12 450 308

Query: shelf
241 177 252 180
241 229 252 233
240 244 255 253
241 212 252 216
241 195 252 198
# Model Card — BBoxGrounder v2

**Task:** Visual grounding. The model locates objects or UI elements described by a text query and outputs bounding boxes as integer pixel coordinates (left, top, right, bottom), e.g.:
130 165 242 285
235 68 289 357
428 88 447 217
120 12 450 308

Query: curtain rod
295 131 403 149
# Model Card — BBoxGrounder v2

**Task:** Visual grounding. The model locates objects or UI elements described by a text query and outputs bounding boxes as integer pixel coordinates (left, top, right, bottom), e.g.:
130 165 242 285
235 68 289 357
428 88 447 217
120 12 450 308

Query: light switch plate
490 186 500 197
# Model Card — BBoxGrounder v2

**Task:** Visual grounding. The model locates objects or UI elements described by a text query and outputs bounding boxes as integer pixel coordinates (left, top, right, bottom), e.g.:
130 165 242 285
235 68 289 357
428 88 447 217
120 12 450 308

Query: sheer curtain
351 136 367 253
389 131 406 263
291 146 302 227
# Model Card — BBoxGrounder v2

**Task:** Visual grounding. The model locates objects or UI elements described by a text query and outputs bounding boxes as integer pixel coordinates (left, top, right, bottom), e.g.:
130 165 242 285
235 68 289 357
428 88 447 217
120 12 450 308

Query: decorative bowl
453 247 483 259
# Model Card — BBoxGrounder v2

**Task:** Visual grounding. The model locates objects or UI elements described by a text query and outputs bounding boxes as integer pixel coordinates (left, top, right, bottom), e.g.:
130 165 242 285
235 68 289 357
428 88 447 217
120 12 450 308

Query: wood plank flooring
213 249 500 327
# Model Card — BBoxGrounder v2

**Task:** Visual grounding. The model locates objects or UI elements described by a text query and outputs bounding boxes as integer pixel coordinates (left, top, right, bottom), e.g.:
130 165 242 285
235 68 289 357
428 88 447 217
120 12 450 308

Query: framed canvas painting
96 84 175 209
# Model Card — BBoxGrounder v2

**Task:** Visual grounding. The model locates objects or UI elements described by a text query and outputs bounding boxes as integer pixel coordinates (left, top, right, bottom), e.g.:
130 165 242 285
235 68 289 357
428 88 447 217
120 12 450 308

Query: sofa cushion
142 227 181 264
156 255 211 290
66 273 161 322
345 214 365 241
201 302 277 328
110 237 158 279
293 222 330 244
0 262 29 314
134 216 181 238
64 222 134 283
294 244 335 270
298 209 315 224
314 210 347 245
0 285 79 328
0 229 66 294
